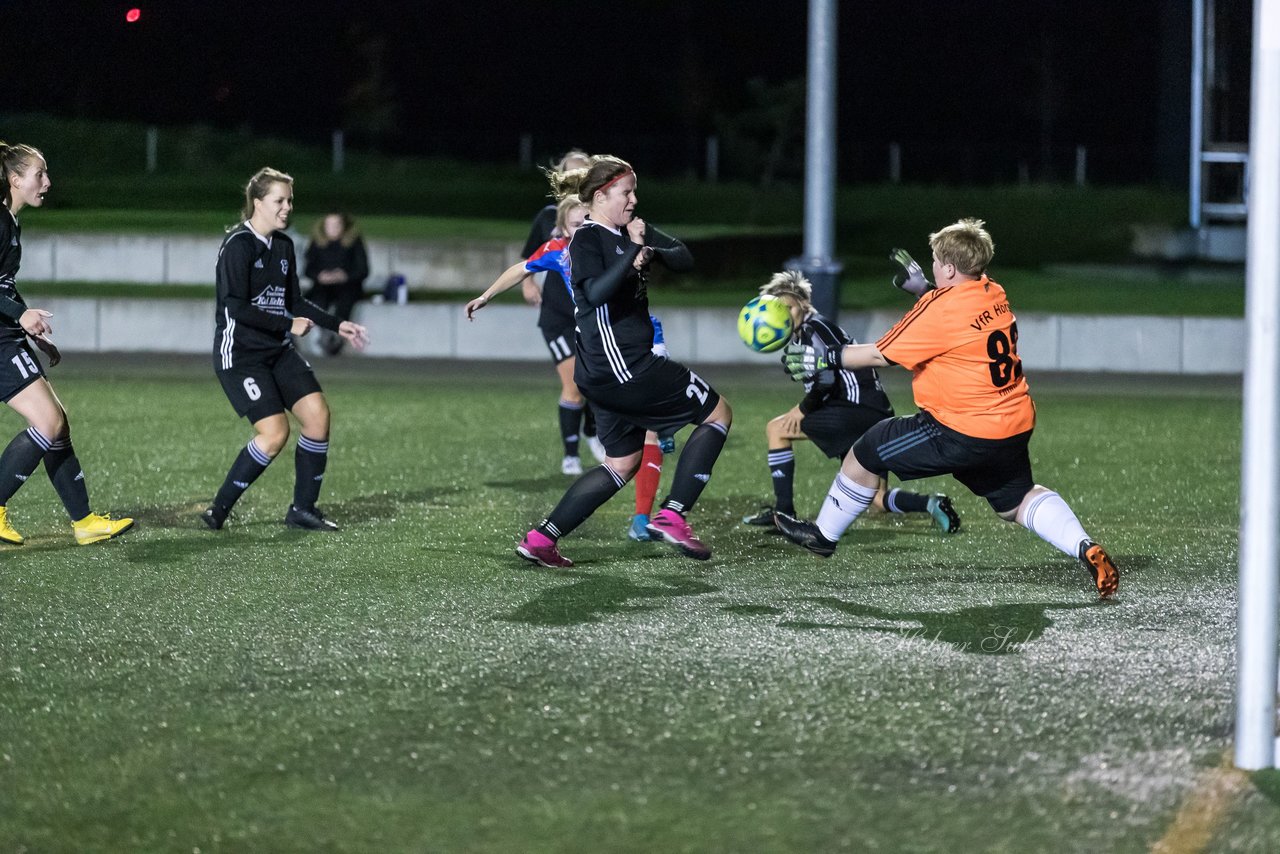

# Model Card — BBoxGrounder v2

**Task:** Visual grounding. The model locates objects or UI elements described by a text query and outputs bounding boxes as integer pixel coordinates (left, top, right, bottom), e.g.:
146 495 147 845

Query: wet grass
0 356 1266 852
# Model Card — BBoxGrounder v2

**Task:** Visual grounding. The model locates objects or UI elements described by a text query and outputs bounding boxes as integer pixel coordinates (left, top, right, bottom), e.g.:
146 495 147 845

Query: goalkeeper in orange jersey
775 218 1118 599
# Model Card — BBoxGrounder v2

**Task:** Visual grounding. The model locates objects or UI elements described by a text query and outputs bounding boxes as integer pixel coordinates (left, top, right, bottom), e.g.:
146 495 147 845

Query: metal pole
518 133 533 170
1235 0 1280 772
332 130 345 174
804 0 836 261
1074 145 1087 186
1191 0 1205 229
889 142 902 184
791 0 842 322
145 126 158 173
705 135 719 184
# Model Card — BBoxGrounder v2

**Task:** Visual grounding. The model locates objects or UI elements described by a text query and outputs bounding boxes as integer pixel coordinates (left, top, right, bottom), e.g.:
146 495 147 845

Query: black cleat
201 505 228 531
285 505 339 532
742 505 786 535
926 494 962 534
773 510 838 557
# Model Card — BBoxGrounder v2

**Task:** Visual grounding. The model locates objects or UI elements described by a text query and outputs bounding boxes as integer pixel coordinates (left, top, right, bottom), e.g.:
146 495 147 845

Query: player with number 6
203 167 369 533
776 218 1119 599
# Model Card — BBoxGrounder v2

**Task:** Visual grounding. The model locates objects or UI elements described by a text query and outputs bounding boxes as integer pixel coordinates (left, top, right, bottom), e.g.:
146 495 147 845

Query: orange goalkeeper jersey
875 276 1035 439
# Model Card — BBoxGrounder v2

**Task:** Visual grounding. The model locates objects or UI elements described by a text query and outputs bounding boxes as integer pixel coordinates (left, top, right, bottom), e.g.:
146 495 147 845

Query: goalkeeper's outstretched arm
782 340 889 381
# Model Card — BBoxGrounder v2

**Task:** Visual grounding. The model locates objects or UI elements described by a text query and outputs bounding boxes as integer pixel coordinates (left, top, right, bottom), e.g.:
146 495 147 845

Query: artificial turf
0 355 1269 852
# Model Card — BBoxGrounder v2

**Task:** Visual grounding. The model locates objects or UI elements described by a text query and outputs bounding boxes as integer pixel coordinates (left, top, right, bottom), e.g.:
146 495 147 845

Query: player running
740 270 960 534
0 141 134 546
517 155 731 566
202 167 369 533
776 218 1119 599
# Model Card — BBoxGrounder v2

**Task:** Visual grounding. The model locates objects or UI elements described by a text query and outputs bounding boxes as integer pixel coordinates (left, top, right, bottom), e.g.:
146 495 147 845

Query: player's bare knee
705 397 732 430
608 453 642 481
42 412 68 441
254 420 290 457
995 485 1047 524
765 415 785 443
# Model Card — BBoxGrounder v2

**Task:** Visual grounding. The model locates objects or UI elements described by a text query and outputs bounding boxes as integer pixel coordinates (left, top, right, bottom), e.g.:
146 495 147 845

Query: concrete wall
21 232 520 291
27 296 1245 374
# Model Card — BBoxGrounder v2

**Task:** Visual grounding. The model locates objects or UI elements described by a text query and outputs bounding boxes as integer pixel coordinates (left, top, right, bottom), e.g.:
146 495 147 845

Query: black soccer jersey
796 312 893 415
213 223 341 369
0 208 29 344
568 219 692 386
538 269 576 333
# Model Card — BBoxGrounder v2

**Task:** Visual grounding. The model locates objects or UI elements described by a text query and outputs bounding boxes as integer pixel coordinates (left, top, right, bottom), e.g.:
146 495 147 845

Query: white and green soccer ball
737 295 794 353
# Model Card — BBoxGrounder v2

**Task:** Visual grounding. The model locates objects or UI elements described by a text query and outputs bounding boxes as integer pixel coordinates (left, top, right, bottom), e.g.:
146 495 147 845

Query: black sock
293 435 329 511
537 464 627 540
213 439 273 512
44 436 91 520
660 422 729 514
767 447 796 515
0 427 49 505
558 400 582 456
886 487 929 514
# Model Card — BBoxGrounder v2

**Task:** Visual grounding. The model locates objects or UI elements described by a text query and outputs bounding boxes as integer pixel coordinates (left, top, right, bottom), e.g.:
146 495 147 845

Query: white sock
1020 490 1090 558
814 473 878 541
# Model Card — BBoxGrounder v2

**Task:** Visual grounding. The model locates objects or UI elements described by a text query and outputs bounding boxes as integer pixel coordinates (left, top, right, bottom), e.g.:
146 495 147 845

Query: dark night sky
3 0 1249 184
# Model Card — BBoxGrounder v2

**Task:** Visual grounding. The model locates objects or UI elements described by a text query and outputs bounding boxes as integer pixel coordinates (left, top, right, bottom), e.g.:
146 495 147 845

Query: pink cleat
517 530 574 568
645 509 711 560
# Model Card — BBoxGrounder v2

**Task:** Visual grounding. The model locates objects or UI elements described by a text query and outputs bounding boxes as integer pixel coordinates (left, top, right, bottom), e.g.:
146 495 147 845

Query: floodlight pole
1235 0 1280 772
787 0 842 323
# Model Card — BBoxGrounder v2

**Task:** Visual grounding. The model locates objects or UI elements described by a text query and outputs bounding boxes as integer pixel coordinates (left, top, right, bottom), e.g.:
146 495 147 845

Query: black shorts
542 326 576 365
0 337 46 403
216 347 322 423
800 401 894 460
581 357 721 457
852 410 1034 513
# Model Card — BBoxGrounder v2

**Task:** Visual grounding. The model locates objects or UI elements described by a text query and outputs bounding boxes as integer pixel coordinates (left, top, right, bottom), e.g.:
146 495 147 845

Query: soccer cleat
1080 541 1120 599
926 494 962 534
773 510 837 557
285 505 339 532
742 506 777 527
561 455 583 476
628 513 655 542
72 512 135 545
586 435 608 464
645 509 711 560
200 505 228 531
0 506 24 545
517 530 574 568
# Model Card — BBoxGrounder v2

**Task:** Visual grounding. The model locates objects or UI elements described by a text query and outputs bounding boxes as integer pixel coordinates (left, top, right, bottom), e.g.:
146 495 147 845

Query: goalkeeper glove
890 248 934 297
781 341 840 382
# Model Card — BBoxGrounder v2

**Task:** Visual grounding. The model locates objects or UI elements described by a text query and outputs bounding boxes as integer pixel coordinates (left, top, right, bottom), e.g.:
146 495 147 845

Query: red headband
596 169 635 197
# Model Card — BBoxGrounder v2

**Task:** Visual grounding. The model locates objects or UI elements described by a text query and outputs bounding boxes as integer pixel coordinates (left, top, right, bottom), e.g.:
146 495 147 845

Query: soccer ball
738 295 794 353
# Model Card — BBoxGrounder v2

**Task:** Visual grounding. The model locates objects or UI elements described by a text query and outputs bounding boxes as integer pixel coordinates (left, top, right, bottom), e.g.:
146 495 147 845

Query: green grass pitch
0 354 1272 852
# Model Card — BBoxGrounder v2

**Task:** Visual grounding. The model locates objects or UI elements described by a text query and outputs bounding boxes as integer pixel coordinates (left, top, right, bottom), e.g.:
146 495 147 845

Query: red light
125 8 141 23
